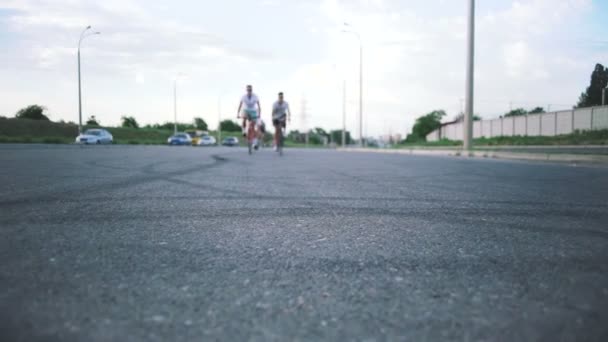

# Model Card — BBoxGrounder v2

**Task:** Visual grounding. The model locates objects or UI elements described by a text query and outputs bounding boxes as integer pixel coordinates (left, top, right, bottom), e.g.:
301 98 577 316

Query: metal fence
426 105 608 141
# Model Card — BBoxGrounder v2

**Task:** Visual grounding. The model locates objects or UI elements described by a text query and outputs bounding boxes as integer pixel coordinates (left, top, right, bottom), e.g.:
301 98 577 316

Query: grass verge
396 129 608 148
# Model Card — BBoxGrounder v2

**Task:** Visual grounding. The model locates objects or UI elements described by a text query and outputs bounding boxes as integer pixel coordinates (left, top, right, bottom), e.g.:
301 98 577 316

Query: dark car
222 137 239 147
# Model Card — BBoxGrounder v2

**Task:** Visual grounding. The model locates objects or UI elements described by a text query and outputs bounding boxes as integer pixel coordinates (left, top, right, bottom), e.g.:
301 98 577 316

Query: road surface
1 144 607 341
474 145 608 155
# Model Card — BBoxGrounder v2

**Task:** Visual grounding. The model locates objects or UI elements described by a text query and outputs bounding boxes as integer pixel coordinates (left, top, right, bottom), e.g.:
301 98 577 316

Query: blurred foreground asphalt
1 144 607 341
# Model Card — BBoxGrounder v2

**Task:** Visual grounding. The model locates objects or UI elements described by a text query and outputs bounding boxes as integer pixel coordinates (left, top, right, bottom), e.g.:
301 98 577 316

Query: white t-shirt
241 94 259 110
272 101 289 119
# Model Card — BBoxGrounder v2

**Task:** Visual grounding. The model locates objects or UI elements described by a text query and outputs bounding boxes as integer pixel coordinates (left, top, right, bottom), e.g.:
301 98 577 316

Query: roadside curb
339 148 608 164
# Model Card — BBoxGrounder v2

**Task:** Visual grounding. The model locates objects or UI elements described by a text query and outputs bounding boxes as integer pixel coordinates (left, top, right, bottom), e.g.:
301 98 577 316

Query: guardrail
426 105 608 141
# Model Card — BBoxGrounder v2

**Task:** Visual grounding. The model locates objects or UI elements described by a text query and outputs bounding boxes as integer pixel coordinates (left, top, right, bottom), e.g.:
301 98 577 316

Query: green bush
0 117 78 138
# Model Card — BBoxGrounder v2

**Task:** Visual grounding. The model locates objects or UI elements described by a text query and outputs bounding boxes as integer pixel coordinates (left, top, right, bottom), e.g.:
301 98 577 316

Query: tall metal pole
359 41 363 147
217 95 222 144
173 80 177 134
342 80 346 147
77 26 99 134
463 0 475 151
342 24 363 147
78 47 82 133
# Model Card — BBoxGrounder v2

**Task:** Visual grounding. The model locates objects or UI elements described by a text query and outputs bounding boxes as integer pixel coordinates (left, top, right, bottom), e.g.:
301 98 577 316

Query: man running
272 92 291 150
236 84 261 148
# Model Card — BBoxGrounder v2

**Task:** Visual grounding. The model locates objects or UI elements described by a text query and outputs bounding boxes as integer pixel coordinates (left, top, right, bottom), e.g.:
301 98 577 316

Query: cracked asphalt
1 144 607 341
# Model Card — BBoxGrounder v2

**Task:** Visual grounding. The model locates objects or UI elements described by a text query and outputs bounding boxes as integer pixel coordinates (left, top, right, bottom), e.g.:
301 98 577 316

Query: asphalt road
474 146 608 155
1 144 608 341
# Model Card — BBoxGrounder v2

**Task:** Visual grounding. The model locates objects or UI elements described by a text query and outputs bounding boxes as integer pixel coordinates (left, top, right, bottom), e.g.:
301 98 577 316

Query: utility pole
301 96 308 146
217 95 222 144
463 0 475 151
77 26 100 134
359 41 363 147
173 80 177 134
342 24 363 147
342 80 346 147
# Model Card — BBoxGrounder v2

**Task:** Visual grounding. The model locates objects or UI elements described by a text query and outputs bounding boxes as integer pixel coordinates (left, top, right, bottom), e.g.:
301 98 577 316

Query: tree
194 117 208 130
453 113 481 122
313 127 328 136
288 130 306 143
150 122 195 131
121 116 139 128
408 110 446 141
15 105 49 121
307 133 322 145
504 108 528 117
576 63 608 108
86 115 100 126
330 130 352 145
529 107 545 114
220 119 241 132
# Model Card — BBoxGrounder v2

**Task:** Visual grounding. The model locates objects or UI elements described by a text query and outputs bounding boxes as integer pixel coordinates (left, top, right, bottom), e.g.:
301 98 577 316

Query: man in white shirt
236 84 262 149
272 92 291 150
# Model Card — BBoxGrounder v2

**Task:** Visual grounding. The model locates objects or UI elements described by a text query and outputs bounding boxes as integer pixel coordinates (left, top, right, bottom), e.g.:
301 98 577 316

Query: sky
0 0 607 137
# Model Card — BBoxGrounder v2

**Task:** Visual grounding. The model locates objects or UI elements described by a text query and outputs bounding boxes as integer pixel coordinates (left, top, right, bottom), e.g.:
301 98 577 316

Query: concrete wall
514 116 526 136
556 110 573 135
481 120 491 138
503 117 514 136
426 130 439 141
594 107 608 129
574 108 592 131
426 105 608 142
527 115 541 136
540 113 555 136
473 121 482 138
491 119 502 138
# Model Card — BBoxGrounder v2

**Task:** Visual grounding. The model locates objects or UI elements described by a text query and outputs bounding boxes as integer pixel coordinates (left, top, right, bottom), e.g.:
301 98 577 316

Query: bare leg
274 125 279 147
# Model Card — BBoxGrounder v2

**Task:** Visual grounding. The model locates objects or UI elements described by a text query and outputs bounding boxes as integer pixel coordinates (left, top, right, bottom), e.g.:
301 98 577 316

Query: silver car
197 135 217 146
75 129 113 144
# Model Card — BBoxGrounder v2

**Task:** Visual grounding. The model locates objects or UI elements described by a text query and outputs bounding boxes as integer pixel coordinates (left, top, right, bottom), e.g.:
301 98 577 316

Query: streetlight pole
173 79 177 134
342 24 363 147
463 0 475 151
342 80 346 147
217 94 223 144
77 26 100 134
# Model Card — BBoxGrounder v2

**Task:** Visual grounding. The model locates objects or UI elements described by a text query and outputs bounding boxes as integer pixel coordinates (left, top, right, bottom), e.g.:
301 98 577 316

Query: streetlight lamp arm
79 26 101 49
79 26 91 47
341 29 361 43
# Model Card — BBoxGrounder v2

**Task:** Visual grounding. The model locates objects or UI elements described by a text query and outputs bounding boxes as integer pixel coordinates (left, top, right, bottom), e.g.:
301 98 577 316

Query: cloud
0 0 271 79
0 0 603 136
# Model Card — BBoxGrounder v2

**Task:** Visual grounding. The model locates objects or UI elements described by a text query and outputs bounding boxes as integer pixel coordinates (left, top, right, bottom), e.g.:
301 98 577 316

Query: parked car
167 133 192 146
197 135 217 146
222 136 239 146
75 129 113 144
186 129 208 145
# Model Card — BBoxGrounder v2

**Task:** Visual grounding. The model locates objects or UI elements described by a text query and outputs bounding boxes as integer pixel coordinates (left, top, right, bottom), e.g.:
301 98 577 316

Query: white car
75 129 113 144
197 135 217 146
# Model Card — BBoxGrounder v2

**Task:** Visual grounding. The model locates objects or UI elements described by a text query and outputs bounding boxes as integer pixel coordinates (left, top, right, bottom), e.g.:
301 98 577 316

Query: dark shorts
273 118 286 128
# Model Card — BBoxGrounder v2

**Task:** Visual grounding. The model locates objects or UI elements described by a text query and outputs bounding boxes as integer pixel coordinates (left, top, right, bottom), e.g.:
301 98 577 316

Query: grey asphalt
1 144 608 341
473 146 608 155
